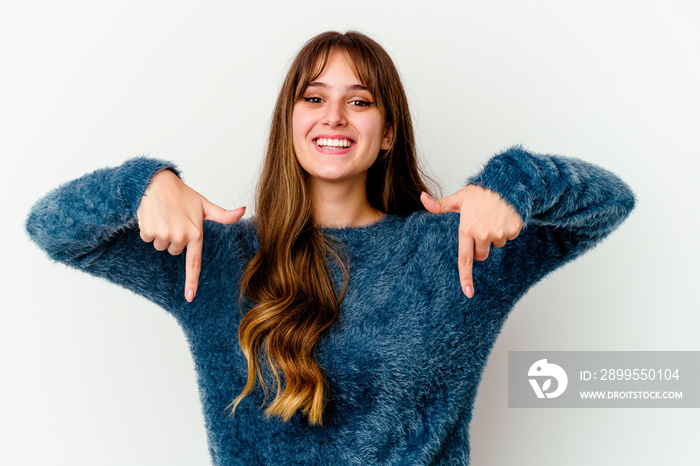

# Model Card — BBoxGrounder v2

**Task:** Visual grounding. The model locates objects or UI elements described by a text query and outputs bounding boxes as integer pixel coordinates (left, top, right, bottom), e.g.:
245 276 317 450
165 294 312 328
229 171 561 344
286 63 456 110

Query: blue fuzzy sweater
26 147 634 465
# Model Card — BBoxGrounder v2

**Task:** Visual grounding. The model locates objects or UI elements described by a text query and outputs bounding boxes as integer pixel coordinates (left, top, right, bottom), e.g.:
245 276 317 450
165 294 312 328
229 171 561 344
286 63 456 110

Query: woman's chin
306 170 367 186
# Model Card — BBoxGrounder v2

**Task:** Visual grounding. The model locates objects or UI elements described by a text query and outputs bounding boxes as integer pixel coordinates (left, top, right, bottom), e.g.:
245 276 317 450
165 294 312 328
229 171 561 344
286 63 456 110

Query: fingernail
422 191 433 200
464 285 473 298
186 289 195 302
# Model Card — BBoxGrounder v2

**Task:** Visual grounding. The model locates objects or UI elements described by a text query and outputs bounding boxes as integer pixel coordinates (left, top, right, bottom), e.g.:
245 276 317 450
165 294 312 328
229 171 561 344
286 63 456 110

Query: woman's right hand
136 169 246 303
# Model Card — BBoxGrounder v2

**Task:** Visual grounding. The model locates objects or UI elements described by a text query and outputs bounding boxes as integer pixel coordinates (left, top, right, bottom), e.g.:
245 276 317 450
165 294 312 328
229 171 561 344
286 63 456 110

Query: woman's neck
309 178 386 228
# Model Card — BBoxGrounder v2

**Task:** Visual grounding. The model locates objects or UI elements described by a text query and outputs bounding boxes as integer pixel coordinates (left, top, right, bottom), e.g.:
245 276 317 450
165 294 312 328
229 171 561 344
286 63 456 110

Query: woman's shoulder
407 209 459 234
398 210 459 245
201 217 261 257
406 210 460 258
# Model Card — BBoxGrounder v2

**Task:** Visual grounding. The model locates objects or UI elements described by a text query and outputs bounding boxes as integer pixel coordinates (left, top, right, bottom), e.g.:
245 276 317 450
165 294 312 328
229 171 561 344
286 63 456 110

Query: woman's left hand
421 185 523 298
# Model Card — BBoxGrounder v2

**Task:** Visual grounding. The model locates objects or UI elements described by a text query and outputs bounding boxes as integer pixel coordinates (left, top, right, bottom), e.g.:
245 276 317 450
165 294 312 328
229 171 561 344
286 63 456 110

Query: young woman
26 31 635 465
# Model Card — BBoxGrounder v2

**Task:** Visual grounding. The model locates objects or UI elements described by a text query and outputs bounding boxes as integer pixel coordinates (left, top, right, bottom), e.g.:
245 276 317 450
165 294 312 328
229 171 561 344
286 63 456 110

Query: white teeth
316 138 352 148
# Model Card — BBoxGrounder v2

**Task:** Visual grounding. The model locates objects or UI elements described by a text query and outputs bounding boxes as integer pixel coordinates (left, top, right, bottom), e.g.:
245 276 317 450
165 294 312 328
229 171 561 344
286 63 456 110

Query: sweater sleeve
25 157 191 311
465 146 636 301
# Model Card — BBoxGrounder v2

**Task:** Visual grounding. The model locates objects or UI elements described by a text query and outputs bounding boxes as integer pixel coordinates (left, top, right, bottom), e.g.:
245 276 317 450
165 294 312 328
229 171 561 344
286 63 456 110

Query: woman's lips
314 137 355 155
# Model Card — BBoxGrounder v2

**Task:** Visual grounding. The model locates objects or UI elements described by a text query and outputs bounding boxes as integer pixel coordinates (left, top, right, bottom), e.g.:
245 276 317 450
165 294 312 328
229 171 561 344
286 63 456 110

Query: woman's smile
314 135 355 154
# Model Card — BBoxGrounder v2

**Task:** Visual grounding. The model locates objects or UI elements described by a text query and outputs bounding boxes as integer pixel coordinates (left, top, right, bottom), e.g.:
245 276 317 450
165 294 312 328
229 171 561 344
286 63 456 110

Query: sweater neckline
318 213 400 235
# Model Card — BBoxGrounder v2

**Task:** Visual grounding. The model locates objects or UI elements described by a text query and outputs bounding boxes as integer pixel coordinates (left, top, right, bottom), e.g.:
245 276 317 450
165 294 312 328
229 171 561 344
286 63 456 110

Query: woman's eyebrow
307 82 369 91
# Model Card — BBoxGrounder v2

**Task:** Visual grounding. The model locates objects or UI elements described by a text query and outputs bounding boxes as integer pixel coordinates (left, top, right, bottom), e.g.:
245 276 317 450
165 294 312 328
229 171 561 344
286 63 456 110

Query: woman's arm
423 146 635 299
25 157 245 310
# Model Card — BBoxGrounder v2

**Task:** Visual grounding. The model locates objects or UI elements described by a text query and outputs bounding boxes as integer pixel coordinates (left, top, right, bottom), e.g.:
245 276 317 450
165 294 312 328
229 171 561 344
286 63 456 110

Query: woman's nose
322 100 346 127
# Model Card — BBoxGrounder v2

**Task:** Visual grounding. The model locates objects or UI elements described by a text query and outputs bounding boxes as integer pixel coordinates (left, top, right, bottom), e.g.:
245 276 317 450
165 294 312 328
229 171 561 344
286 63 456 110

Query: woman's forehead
309 51 365 86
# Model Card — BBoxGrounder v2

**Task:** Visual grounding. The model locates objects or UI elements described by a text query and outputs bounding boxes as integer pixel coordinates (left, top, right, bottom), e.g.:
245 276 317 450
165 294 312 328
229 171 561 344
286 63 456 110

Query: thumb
203 201 246 225
421 191 460 214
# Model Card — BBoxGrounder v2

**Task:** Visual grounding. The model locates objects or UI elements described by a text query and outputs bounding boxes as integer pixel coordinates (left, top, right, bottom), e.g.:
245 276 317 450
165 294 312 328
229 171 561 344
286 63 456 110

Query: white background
2 1 698 464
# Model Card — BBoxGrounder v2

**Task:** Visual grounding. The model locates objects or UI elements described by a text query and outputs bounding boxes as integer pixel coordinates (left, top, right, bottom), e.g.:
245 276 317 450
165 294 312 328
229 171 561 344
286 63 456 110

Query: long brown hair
229 31 436 425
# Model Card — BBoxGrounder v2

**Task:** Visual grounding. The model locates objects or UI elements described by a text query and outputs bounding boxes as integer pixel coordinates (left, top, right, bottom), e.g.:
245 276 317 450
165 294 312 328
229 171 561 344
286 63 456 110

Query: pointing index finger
458 231 475 298
184 238 202 303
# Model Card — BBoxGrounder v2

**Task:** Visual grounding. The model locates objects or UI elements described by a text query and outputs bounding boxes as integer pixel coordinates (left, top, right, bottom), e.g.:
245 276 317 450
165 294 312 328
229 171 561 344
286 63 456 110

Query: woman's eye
350 99 373 107
302 96 322 104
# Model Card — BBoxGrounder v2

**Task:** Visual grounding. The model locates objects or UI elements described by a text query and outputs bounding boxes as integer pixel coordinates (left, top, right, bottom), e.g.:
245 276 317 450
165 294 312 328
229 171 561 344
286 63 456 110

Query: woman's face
292 49 393 186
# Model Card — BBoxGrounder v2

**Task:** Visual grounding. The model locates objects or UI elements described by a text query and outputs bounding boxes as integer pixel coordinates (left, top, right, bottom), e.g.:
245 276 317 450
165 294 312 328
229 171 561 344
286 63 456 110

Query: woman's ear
381 123 394 151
